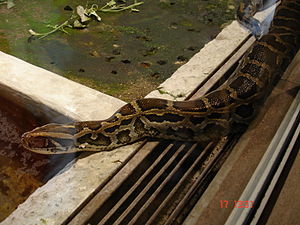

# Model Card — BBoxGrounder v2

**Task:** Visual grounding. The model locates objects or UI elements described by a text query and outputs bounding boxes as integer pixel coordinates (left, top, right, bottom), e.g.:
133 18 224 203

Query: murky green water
0 0 235 101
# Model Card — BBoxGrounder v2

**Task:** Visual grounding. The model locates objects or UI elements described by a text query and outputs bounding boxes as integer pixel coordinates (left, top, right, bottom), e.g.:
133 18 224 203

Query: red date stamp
220 200 254 208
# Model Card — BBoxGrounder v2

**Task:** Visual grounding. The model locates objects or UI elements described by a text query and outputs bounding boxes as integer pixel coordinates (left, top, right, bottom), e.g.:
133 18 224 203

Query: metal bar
124 143 201 225
225 90 300 225
109 143 194 225
97 142 177 225
164 137 230 225
251 119 300 225
66 141 157 225
141 143 213 225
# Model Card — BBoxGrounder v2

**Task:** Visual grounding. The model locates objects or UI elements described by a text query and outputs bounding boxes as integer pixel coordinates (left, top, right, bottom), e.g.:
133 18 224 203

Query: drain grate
64 34 255 225
90 140 234 225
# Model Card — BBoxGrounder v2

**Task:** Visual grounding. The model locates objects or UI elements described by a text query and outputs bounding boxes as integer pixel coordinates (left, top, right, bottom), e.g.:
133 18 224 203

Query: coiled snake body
22 0 300 154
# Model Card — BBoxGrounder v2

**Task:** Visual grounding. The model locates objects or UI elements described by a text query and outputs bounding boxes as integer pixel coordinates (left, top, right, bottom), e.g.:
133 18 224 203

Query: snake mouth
21 132 76 154
21 124 77 154
21 132 48 149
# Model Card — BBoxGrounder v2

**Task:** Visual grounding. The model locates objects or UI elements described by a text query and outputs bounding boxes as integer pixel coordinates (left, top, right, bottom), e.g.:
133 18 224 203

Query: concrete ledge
0 51 125 121
148 21 249 100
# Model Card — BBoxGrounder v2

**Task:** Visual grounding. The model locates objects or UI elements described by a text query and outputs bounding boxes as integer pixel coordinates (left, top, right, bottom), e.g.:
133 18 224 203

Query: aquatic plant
29 0 144 40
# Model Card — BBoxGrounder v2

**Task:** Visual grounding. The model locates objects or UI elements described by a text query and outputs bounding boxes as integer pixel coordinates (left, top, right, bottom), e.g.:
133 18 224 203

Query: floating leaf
73 20 87 28
85 5 101 21
28 29 40 36
107 0 117 7
76 5 90 22
90 10 102 21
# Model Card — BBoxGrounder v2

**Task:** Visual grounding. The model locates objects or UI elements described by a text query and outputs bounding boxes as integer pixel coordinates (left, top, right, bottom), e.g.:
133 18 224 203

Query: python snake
22 0 300 154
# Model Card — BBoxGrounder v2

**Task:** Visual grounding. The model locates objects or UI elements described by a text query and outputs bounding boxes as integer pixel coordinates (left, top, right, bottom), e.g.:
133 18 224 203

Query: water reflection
0 96 75 221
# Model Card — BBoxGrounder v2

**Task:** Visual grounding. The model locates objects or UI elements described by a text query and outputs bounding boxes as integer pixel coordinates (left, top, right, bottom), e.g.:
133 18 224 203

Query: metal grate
64 35 256 225
94 140 234 225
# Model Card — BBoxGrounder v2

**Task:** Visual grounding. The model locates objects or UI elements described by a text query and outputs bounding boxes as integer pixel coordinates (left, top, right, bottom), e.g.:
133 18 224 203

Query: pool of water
0 0 235 101
0 96 75 222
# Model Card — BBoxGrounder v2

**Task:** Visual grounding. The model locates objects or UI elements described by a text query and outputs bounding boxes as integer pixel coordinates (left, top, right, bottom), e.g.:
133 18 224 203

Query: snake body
22 0 300 154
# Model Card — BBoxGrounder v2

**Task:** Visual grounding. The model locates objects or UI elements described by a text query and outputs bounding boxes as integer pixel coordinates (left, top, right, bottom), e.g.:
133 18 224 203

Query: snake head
21 123 77 154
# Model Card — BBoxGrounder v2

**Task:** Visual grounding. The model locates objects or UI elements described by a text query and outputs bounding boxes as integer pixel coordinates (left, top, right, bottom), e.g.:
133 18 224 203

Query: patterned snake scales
22 0 300 154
